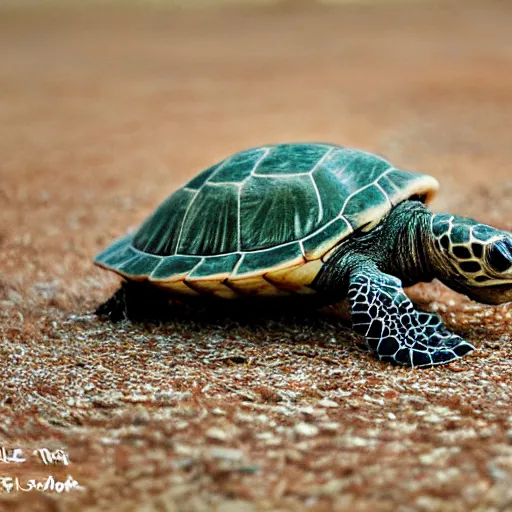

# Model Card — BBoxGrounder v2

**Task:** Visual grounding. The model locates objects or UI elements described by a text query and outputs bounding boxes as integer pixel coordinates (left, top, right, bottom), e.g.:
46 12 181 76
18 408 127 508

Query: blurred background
2 3 512 509
2 0 511 271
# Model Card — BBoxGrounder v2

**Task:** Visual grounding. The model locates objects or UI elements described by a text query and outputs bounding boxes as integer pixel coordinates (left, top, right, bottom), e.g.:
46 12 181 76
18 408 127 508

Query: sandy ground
1 2 512 511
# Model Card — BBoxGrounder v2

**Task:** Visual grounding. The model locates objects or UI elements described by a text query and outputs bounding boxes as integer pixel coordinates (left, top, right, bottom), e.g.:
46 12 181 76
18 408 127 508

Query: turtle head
431 214 512 305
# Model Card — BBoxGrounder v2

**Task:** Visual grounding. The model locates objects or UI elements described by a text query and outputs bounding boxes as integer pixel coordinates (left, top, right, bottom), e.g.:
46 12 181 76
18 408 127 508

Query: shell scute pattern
150 255 199 281
96 143 439 294
178 182 239 255
133 188 194 255
118 252 160 278
309 166 346 222
301 218 352 260
209 147 267 183
233 242 304 278
240 174 321 251
98 235 133 266
252 144 330 176
329 149 392 190
185 162 220 189
342 184 390 228
188 253 241 280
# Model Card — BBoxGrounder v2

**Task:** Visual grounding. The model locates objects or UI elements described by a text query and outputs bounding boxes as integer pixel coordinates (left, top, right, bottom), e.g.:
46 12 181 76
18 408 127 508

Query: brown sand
1 2 512 511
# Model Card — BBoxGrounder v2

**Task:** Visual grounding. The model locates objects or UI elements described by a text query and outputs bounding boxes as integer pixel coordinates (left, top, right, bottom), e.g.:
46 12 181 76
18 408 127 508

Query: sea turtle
95 143 512 367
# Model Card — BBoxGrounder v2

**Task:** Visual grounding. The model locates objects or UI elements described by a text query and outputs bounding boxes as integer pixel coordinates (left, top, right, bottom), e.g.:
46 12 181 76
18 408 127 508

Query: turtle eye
487 239 512 273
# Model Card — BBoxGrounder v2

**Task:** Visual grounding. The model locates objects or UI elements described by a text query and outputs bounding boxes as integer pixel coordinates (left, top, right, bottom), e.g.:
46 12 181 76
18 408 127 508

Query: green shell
95 143 438 281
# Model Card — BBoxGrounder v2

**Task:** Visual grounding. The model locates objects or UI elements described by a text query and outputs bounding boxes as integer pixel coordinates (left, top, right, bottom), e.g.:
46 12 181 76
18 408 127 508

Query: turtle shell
95 143 438 298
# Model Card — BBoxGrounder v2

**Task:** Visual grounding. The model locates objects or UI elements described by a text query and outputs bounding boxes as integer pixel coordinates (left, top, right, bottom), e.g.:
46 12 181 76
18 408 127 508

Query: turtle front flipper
348 268 475 367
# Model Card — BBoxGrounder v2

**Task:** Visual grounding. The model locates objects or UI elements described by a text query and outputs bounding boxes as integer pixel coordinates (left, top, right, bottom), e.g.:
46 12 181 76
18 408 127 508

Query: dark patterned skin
315 201 512 367
95 144 512 367
347 270 473 366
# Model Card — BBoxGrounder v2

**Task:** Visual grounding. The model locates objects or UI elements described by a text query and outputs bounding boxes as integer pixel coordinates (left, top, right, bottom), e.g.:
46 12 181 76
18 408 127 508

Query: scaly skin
315 201 512 367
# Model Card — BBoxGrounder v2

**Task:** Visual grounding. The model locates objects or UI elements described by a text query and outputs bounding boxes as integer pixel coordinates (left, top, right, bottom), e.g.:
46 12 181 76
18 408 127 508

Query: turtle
95 143 512 367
